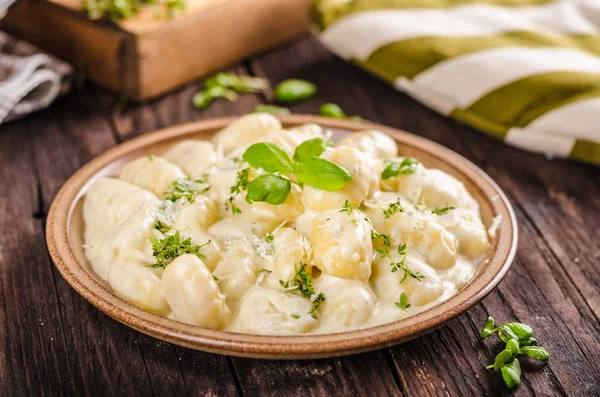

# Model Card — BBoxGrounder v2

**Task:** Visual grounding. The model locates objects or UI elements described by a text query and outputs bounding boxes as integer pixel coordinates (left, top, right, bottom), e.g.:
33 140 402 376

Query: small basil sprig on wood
193 72 269 110
318 103 366 121
205 72 269 93
240 140 352 206
481 316 549 389
193 86 238 109
275 79 316 103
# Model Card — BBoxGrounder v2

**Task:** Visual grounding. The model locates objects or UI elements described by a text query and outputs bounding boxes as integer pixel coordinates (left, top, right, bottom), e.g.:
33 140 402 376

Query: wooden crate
1 0 312 100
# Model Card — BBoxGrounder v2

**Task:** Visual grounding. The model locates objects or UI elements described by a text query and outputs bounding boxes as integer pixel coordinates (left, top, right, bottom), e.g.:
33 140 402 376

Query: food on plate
83 113 494 334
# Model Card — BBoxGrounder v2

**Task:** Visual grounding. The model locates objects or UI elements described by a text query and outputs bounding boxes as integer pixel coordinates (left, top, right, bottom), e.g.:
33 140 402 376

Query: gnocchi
83 117 493 335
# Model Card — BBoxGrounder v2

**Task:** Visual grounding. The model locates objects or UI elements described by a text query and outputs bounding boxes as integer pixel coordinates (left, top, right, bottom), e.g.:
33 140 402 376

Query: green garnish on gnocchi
82 114 492 335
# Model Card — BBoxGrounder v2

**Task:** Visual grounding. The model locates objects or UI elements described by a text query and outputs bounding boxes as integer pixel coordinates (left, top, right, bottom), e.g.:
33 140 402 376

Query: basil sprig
240 140 352 206
318 103 366 121
481 317 549 389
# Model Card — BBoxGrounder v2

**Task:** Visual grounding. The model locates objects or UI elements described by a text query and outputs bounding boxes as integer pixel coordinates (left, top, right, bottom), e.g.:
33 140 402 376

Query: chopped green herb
212 275 221 284
279 263 314 299
147 154 154 161
83 0 185 21
251 104 290 115
226 168 251 214
165 178 209 203
381 158 419 179
274 79 316 103
339 199 354 215
153 220 171 234
148 231 209 269
265 235 274 243
431 206 455 216
377 244 424 283
309 293 325 319
279 263 326 319
395 292 411 311
338 200 358 225
291 314 300 319
254 268 272 276
370 229 391 247
382 199 404 219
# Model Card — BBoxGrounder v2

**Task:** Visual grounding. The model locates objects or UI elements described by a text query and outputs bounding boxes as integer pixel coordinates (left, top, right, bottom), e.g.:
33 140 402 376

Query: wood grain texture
0 34 598 396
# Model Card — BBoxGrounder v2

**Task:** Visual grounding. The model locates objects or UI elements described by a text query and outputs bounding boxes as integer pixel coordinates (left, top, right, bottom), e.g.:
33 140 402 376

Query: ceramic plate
46 115 517 359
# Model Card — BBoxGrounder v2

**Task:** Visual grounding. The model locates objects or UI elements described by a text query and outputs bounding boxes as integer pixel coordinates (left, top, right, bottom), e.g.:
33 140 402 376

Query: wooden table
1 35 599 396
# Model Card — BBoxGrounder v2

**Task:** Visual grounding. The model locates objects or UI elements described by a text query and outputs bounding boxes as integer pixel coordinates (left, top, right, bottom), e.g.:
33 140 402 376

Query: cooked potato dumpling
212 113 282 154
371 251 444 306
314 275 377 329
303 147 379 212
161 254 231 328
308 208 373 281
337 130 398 159
119 156 187 198
237 287 318 334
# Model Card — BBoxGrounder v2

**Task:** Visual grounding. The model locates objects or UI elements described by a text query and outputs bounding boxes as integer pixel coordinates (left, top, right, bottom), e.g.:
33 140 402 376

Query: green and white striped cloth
312 0 600 165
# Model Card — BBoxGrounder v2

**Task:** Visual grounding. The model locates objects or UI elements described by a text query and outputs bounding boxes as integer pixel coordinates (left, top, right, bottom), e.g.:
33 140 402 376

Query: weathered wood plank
0 117 75 396
232 352 402 397
250 35 600 396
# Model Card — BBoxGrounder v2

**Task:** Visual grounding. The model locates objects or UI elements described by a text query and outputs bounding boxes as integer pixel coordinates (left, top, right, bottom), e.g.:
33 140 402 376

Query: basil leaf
500 359 521 389
192 86 238 109
481 316 496 338
504 323 534 339
519 346 549 363
519 337 538 347
294 157 352 191
493 349 513 371
243 142 294 173
293 138 328 162
246 174 291 205
498 325 519 343
319 103 346 119
274 79 316 103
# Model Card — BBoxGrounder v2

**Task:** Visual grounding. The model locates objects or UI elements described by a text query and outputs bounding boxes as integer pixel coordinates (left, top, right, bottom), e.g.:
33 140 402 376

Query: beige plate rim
46 115 518 359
